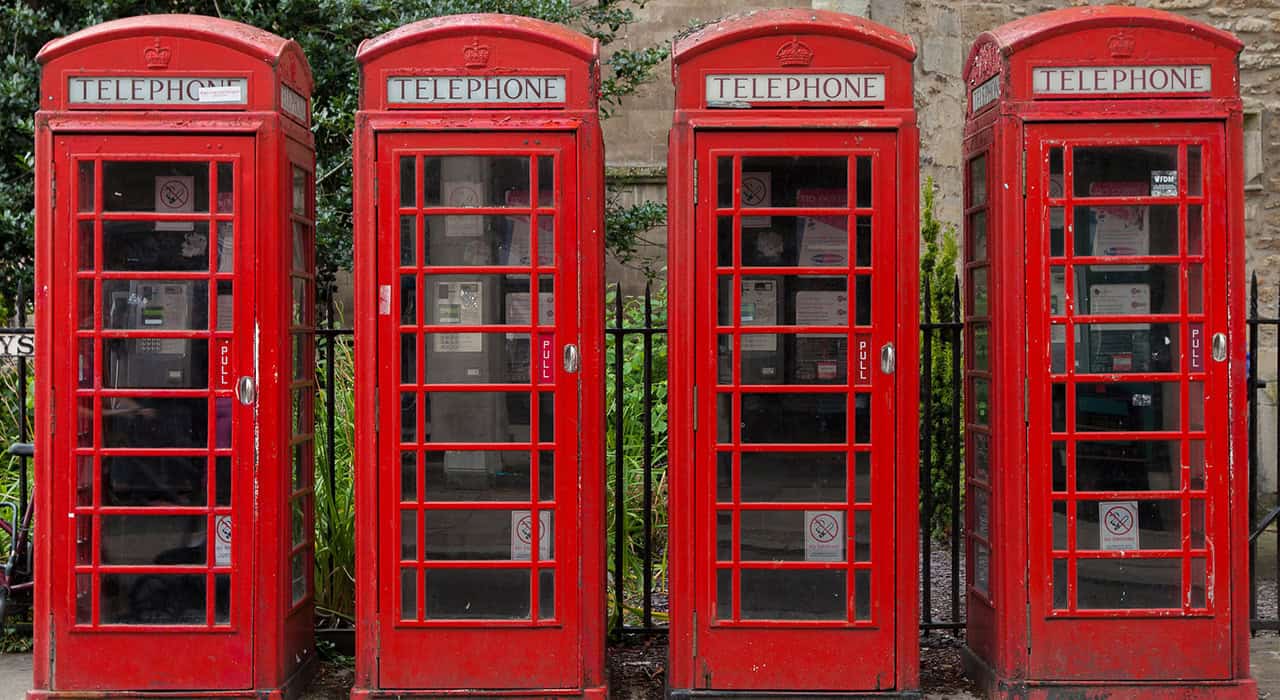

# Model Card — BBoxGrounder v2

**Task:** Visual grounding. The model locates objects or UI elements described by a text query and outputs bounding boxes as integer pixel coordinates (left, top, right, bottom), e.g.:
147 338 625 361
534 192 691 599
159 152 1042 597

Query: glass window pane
738 156 848 209
717 452 732 502
401 509 418 560
424 332 532 384
717 511 733 561
103 338 207 389
425 509 519 560
1188 205 1203 256
216 280 233 332
78 220 94 270
292 223 307 272
1075 322 1180 374
973 325 990 372
740 452 844 502
853 510 870 561
101 574 205 625
1075 499 1180 551
102 456 206 506
731 333 847 385
421 215 550 267
855 452 871 502
400 157 416 208
1077 558 1180 609
730 216 849 268
969 155 987 207
971 267 988 317
215 574 230 624
538 452 554 502
102 221 211 271
855 156 872 208
424 568 530 620
856 216 872 267
401 568 418 620
216 457 230 506
1073 146 1177 198
740 569 844 620
424 156 530 208
78 160 95 212
102 280 208 330
538 569 555 619
720 275 847 328
1075 265 1180 315
291 553 307 604
1049 148 1064 198
716 568 733 620
717 393 733 444
970 210 988 263
1075 382 1180 432
292 167 307 215
1187 146 1202 197
216 162 233 213
423 391 535 443
1074 206 1177 257
1053 500 1068 550
1076 440 1181 491
1050 207 1065 257
972 378 990 427
854 569 871 620
974 544 991 596
102 397 207 448
1052 442 1067 492
972 433 990 483
740 393 845 444
739 510 843 562
424 275 550 327
103 161 210 212
717 156 733 208
537 157 554 207
1052 558 1068 609
216 222 233 273
423 450 532 501
101 515 206 565
1191 558 1207 608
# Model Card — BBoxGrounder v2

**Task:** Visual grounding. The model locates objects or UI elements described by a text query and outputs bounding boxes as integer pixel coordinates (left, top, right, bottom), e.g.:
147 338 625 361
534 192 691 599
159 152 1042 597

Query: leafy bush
920 176 961 540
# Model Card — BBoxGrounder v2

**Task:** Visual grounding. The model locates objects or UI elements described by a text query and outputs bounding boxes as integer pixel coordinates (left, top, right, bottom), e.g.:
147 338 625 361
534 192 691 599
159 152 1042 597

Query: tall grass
605 286 669 629
313 331 356 623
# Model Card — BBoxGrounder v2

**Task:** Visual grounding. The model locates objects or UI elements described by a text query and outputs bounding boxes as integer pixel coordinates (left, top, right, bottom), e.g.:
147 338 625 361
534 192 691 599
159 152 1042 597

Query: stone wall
601 0 1280 493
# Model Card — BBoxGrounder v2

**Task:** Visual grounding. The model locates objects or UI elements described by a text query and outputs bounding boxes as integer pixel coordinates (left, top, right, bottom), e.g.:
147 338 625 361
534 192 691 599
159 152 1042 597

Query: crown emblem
463 39 490 69
143 39 172 69
1108 31 1135 58
776 37 814 67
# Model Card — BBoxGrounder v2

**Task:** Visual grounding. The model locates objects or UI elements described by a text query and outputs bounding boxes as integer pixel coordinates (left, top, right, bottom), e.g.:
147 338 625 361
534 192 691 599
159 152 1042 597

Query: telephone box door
374 131 581 690
51 134 256 690
1025 122 1232 680
695 131 898 690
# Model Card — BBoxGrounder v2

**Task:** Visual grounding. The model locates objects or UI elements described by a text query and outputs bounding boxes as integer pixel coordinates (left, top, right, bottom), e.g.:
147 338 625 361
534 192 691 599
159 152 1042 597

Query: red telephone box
667 10 920 695
33 14 316 698
351 14 605 698
961 7 1254 698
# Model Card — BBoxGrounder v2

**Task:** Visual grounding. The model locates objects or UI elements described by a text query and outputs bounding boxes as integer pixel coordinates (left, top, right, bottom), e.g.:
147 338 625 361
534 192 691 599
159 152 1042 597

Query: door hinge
692 384 698 432
693 159 699 201
49 395 54 436
50 175 56 208
1021 151 1027 197
691 610 697 657
373 173 379 199
374 386 379 430
1024 377 1029 424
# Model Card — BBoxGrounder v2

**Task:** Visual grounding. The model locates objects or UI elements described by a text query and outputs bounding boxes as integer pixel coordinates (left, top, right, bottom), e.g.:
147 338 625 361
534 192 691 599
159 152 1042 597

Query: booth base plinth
350 685 606 699
668 690 920 698
28 652 317 700
961 645 1258 700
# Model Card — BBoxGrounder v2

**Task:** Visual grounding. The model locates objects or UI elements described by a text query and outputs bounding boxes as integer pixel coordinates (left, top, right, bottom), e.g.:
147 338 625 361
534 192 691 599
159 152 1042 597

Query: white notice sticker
740 172 772 228
740 280 778 352
154 176 195 232
804 510 844 562
1089 284 1150 332
198 85 245 104
1100 501 1139 551
511 510 552 561
215 515 232 566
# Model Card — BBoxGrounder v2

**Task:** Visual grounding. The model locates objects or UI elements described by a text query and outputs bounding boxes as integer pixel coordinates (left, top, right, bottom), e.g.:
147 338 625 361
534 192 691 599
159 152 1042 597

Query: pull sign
855 334 872 385
1190 324 1205 372
213 337 234 390
540 334 558 381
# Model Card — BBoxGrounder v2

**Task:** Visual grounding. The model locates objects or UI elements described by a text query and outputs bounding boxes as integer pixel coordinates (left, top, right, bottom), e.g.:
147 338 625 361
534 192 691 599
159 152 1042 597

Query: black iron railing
1248 273 1280 633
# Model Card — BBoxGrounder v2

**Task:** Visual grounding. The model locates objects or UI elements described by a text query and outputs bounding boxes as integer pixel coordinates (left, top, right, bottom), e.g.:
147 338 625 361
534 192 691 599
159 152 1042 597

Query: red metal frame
33 15 315 698
667 10 919 696
352 15 605 698
960 7 1254 698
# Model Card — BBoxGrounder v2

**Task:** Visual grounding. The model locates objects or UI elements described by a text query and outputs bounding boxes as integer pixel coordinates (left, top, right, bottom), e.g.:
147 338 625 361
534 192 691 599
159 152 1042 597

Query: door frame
371 129 585 691
48 133 257 691
1023 121 1233 681
690 129 905 691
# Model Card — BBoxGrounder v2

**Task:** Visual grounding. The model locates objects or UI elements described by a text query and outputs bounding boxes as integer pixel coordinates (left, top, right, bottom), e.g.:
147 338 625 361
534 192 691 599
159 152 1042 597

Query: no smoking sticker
154 175 195 232
740 171 772 228
215 515 232 566
511 510 552 561
1099 500 1139 551
804 510 843 562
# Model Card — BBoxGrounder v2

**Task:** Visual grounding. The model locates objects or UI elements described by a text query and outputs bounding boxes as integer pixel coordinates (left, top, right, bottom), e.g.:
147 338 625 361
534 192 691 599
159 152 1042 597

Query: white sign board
387 76 567 105
804 510 844 562
281 84 308 123
511 510 552 560
1100 501 1139 551
971 75 1000 112
0 332 34 358
69 77 248 105
706 74 885 105
1033 65 1211 95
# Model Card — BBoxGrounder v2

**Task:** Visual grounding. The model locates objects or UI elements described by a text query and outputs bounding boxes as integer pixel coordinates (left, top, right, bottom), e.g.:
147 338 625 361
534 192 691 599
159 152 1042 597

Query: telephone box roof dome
976 5 1242 57
37 13 309 70
357 13 598 64
673 8 916 65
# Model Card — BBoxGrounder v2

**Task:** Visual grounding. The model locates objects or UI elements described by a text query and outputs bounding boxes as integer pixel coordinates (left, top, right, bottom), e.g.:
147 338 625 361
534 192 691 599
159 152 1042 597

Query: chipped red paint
33 14 316 699
961 7 1254 699
351 14 606 698
667 9 920 697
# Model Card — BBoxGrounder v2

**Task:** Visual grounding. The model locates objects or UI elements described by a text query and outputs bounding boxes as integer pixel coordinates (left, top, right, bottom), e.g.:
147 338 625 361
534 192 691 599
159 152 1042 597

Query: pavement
0 639 1277 698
